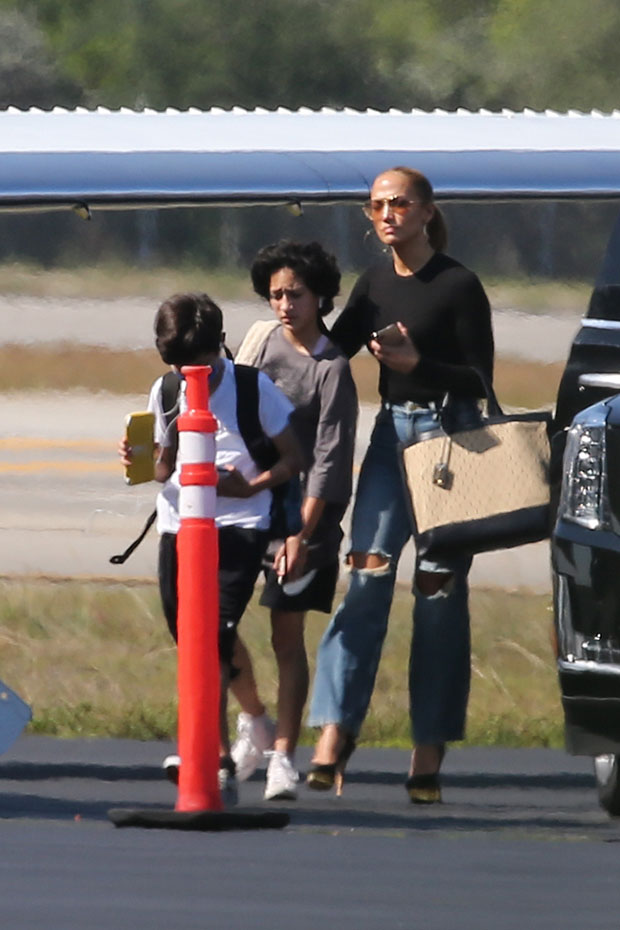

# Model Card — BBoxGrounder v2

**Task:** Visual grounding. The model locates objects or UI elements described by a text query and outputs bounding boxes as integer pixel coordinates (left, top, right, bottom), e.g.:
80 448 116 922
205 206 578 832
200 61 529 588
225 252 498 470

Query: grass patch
0 262 259 301
0 578 563 747
485 277 590 315
0 261 591 314
350 354 563 410
2 343 562 409
0 344 164 395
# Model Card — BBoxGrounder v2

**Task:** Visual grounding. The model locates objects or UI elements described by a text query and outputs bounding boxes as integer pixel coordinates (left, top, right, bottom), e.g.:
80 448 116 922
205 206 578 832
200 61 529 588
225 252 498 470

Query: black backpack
110 364 298 564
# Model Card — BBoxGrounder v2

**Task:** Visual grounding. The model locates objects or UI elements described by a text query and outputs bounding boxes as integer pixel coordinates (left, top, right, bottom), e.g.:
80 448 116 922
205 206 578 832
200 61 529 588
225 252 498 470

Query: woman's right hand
369 321 420 373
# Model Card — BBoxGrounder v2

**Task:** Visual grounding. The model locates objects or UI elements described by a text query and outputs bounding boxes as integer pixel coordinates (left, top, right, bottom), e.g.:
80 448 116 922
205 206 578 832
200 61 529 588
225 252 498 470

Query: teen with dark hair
229 241 358 801
119 292 300 805
250 239 342 317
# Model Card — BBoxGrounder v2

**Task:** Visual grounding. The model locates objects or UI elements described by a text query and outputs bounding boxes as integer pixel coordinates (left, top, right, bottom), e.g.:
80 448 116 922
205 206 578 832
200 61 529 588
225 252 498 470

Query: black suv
553 213 620 814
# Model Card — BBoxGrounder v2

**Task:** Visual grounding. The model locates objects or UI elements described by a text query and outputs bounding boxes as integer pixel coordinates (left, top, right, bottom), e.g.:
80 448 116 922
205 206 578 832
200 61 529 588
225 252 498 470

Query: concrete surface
1 293 582 361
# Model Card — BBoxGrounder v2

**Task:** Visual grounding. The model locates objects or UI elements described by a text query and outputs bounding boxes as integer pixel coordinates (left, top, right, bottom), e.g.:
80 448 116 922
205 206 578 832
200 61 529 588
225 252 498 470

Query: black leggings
158 528 268 669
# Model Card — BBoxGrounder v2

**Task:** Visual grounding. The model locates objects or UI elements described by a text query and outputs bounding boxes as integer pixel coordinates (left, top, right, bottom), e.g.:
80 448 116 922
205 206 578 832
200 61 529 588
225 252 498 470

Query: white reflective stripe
179 485 217 520
178 431 216 464
581 318 620 330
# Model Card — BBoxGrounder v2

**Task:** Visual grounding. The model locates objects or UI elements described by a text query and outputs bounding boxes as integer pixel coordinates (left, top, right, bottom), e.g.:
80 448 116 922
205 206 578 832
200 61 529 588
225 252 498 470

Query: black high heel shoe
405 745 445 804
306 733 356 797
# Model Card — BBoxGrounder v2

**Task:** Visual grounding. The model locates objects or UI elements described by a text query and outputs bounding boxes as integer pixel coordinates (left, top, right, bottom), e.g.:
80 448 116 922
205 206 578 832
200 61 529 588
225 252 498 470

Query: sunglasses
362 195 419 219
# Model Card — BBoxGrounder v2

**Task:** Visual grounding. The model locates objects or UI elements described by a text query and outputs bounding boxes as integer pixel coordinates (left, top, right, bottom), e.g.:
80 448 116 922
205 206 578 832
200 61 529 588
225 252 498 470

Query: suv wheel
594 754 620 815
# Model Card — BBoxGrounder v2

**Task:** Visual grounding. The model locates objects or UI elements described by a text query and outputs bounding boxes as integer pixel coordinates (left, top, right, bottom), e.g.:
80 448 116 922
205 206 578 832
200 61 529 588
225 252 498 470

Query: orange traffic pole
175 365 221 812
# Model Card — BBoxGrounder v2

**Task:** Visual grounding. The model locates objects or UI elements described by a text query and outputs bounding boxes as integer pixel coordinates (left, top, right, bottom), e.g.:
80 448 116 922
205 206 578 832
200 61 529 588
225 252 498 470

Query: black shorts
259 559 340 614
158 527 269 667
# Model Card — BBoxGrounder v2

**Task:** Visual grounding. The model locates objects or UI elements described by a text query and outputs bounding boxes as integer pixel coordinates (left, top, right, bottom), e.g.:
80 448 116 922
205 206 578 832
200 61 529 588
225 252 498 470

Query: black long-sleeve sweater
331 252 494 405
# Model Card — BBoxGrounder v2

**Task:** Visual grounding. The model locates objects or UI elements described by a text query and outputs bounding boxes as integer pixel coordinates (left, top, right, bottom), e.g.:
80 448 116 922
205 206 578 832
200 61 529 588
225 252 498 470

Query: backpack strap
111 363 281 565
234 363 297 542
233 364 278 471
161 370 182 463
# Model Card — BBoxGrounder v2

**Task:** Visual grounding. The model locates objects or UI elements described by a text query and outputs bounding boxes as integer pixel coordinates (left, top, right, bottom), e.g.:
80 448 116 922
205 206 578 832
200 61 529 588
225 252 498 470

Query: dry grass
0 579 177 738
0 261 591 314
3 343 563 409
349 354 562 409
0 263 258 301
492 358 563 410
0 344 164 395
0 578 562 747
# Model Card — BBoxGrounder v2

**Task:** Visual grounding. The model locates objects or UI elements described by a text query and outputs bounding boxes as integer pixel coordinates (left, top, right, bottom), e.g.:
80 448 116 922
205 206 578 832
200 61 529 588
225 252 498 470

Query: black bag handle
474 369 503 417
438 369 502 434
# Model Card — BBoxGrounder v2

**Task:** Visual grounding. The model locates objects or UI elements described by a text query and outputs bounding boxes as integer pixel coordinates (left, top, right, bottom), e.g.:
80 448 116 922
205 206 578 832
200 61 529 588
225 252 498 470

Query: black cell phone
371 323 405 346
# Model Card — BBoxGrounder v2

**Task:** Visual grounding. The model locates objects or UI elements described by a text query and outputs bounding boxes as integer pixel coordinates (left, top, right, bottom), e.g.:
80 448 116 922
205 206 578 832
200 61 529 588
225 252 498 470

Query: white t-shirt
147 359 294 534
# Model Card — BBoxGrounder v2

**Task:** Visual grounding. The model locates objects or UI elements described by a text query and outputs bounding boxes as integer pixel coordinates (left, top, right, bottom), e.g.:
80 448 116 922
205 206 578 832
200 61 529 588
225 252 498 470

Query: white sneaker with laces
264 750 299 801
231 712 276 782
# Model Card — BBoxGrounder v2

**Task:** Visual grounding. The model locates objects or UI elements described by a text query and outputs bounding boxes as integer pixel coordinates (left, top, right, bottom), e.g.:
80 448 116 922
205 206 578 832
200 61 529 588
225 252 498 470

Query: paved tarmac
1 736 618 929
1 293 583 360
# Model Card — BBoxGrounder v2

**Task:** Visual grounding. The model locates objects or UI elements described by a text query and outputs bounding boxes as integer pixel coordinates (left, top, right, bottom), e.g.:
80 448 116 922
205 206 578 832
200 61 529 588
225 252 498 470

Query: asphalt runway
1 736 618 929
0 294 582 360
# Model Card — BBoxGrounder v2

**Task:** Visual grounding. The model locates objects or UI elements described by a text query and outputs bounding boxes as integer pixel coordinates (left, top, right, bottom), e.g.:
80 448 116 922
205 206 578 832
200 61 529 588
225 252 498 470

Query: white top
147 359 293 534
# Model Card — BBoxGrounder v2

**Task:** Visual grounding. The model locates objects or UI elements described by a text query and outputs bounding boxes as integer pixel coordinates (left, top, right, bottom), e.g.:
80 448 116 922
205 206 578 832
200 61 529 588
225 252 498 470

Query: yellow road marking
0 461 118 474
0 438 111 450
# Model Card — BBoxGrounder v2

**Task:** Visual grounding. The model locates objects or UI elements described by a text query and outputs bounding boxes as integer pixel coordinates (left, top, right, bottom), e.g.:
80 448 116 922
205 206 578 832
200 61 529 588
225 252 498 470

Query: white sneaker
264 751 299 801
218 764 239 807
231 712 276 782
163 753 181 785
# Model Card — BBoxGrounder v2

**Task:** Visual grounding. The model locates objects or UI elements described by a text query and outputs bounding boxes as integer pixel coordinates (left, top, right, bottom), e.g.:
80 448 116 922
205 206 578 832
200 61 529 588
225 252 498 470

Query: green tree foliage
488 0 620 111
0 6 81 108
17 0 391 110
2 0 620 278
3 0 620 112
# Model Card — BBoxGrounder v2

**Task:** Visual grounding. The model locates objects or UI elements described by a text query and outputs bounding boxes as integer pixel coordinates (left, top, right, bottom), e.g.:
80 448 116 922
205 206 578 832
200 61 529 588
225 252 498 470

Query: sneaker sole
264 788 297 801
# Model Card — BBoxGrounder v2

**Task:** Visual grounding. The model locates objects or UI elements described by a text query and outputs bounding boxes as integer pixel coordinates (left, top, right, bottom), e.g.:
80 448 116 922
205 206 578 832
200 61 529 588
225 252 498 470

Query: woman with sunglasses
306 166 494 801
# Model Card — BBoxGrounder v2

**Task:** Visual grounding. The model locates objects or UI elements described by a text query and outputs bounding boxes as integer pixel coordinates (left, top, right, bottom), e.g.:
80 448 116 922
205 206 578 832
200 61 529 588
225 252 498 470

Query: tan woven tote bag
401 391 552 558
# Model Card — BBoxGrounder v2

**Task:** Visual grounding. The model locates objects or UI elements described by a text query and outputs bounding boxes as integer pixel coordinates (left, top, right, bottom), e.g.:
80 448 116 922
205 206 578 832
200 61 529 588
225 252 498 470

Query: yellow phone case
124 411 155 485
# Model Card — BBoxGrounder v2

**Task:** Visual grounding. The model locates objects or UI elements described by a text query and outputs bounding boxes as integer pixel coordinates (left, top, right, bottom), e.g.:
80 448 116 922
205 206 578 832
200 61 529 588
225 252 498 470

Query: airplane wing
2 107 620 212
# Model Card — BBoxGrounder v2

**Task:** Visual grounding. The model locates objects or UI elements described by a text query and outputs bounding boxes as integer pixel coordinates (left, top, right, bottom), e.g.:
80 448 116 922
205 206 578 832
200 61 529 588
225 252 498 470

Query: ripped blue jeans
308 402 473 745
